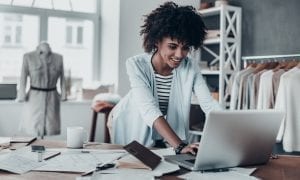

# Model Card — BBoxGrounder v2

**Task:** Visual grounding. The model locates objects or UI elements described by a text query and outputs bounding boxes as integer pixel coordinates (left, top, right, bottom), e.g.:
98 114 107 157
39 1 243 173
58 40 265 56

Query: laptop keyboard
185 159 196 164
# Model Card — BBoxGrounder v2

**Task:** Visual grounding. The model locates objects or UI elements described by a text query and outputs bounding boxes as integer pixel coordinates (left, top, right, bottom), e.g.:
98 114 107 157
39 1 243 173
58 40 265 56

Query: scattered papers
0 154 45 174
179 167 258 180
76 173 155 180
10 136 36 143
0 136 37 151
33 149 125 173
0 146 59 174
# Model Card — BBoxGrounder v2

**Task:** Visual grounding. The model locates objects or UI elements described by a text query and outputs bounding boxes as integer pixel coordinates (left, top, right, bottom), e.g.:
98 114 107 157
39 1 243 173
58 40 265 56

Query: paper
0 137 10 151
0 146 60 174
0 154 46 174
179 167 258 180
76 173 155 180
34 150 125 173
0 137 11 145
10 136 36 143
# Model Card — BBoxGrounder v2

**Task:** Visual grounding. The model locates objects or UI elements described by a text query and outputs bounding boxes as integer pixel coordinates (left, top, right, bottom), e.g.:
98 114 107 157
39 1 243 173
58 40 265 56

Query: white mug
67 126 87 148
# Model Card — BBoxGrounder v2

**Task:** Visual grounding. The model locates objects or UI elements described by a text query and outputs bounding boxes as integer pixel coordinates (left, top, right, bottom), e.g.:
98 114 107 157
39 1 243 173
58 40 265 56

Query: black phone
31 145 45 152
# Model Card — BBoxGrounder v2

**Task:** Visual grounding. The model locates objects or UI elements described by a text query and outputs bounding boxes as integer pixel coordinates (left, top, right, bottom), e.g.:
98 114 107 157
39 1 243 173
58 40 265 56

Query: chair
89 93 121 143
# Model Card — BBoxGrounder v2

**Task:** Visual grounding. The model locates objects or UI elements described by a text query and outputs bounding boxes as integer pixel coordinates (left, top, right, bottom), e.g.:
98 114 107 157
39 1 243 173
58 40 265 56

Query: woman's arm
153 116 198 154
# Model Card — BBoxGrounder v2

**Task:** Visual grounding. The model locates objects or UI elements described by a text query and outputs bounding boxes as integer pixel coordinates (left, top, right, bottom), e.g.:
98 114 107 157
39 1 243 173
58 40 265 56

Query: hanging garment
18 47 66 136
250 69 267 109
257 70 274 109
275 67 300 152
229 67 255 110
271 69 285 105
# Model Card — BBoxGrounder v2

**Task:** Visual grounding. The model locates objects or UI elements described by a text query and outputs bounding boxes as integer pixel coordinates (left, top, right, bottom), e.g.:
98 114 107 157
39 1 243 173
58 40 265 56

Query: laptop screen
0 84 17 99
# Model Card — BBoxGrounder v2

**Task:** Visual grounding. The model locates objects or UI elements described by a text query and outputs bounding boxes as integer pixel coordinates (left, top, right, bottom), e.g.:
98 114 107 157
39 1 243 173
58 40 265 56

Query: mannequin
18 42 66 138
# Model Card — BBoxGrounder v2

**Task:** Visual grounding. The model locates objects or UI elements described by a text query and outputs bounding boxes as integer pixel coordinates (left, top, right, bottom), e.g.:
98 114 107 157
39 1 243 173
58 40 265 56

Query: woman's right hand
180 143 199 155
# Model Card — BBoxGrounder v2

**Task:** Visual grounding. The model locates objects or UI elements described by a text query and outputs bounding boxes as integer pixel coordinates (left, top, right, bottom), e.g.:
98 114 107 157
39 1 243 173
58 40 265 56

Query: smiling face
153 37 190 73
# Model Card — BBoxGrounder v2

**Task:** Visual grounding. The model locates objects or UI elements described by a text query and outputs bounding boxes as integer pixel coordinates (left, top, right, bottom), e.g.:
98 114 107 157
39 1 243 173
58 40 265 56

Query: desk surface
1 140 300 180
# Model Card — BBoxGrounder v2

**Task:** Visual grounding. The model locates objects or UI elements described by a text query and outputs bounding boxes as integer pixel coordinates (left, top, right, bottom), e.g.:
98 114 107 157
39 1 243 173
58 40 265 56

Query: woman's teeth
171 58 180 62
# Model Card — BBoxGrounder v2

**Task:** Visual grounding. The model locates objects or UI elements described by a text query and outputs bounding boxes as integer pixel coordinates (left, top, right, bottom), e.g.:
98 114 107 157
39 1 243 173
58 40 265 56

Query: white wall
99 0 120 88
0 101 105 142
99 0 200 96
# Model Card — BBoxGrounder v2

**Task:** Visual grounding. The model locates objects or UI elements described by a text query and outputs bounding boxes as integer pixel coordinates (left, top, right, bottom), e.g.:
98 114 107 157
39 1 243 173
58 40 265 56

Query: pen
44 152 61 160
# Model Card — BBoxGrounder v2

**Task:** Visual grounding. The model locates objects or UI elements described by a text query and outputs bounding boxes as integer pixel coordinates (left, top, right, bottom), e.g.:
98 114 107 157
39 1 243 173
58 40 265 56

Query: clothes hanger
253 59 271 74
297 61 300 69
284 59 298 71
266 62 279 69
273 60 288 72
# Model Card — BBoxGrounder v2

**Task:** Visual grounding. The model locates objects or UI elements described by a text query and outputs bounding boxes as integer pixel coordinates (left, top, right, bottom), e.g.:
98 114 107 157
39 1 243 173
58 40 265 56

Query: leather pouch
123 140 161 170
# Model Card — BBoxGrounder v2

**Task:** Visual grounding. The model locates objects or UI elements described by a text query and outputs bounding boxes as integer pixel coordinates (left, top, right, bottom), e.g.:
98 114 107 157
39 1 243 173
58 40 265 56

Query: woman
109 2 221 154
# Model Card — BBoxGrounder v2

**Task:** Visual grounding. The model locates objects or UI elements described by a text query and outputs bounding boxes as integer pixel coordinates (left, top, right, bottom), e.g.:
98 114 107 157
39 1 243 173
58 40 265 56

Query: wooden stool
90 101 115 143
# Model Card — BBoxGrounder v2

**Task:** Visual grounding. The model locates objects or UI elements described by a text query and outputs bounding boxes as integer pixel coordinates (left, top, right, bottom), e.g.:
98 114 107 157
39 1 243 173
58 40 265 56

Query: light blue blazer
111 53 221 146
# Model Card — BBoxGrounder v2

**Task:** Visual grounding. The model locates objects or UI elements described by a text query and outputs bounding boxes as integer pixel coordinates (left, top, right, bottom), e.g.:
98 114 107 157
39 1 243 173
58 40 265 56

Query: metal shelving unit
198 5 242 108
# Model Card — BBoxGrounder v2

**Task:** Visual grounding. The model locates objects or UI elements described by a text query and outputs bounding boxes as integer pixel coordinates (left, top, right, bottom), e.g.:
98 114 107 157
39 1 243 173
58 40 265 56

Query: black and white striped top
155 72 173 115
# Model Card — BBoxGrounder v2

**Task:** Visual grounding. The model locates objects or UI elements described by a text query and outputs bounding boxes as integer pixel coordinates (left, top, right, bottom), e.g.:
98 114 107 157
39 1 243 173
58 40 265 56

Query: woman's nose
175 48 184 59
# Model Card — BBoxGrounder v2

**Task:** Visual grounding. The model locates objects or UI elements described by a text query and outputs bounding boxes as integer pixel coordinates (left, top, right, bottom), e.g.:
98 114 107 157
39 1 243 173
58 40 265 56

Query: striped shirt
155 72 173 115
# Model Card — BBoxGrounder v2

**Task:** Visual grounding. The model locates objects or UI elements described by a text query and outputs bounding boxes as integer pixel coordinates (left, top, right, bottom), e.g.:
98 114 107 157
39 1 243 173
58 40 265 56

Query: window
2 14 23 46
65 20 84 47
3 0 96 13
0 0 99 84
49 17 93 82
0 13 39 82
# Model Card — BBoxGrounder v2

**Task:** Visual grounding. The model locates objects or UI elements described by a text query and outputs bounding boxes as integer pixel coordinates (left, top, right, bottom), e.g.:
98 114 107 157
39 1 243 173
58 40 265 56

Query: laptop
164 110 284 171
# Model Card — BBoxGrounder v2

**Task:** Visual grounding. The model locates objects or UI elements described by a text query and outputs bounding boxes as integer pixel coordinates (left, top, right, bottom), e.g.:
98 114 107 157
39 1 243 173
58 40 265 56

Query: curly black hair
140 2 207 53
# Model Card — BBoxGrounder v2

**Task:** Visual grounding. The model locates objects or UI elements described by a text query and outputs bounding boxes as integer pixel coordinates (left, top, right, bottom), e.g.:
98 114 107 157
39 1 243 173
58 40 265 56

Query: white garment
230 67 254 110
257 70 274 109
238 68 255 109
275 67 300 152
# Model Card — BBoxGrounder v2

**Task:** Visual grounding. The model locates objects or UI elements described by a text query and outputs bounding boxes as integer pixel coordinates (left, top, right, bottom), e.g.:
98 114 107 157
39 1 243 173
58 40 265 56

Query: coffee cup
67 126 87 148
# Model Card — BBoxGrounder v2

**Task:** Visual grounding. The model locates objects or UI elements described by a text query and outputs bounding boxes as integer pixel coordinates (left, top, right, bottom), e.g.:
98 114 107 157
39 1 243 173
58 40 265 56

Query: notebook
164 110 284 171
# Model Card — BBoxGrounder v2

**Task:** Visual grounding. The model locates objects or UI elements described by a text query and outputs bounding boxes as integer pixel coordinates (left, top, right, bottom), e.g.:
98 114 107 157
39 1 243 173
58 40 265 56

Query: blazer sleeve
126 58 163 127
59 55 67 101
17 54 29 102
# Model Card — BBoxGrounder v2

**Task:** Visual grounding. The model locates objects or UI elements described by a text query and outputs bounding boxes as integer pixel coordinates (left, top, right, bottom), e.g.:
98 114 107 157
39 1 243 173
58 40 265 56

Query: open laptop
164 110 284 171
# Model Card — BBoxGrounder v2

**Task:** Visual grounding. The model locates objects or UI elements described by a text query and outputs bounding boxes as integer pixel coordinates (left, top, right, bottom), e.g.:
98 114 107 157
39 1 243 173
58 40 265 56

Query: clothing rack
242 54 300 67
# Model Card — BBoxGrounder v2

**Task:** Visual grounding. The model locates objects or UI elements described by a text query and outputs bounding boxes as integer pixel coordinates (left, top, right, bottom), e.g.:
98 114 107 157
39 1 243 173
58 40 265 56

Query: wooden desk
1 140 300 180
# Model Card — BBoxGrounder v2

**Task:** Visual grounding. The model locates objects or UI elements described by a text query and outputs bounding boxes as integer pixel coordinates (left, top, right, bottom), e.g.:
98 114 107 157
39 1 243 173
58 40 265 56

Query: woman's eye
168 45 177 50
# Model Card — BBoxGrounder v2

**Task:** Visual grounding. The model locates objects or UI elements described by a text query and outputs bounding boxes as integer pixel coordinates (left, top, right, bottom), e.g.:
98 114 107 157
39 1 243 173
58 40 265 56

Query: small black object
97 163 115 170
31 145 45 152
201 168 230 173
